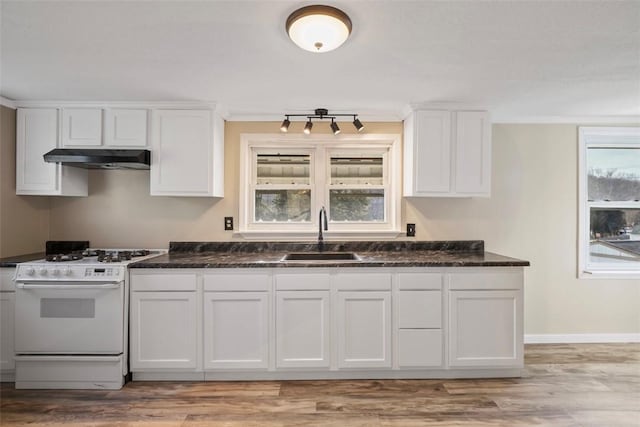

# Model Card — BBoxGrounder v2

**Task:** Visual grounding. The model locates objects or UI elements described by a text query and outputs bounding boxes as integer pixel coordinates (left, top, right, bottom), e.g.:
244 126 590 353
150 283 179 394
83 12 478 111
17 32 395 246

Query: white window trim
237 133 402 240
578 126 640 279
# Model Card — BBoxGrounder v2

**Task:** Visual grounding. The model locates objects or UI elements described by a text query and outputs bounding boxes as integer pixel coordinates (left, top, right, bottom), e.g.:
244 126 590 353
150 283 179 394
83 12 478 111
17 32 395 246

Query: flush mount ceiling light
280 108 364 135
286 5 352 53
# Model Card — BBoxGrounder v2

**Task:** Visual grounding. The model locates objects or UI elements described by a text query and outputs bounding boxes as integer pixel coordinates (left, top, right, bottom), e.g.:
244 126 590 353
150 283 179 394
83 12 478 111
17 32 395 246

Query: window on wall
578 127 640 278
239 134 401 238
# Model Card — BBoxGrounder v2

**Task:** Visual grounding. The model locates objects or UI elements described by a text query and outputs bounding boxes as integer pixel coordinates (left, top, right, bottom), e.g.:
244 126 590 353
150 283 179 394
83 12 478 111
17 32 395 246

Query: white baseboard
525 333 640 344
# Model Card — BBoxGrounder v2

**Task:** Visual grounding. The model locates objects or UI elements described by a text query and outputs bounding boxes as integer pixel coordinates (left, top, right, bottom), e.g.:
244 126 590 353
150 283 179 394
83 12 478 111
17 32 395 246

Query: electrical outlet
224 217 234 231
406 223 416 237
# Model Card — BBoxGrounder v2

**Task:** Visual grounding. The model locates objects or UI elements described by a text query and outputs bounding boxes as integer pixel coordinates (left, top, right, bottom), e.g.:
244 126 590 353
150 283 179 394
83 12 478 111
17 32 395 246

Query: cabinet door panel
276 291 330 368
62 108 102 147
0 293 15 372
454 111 491 194
398 329 442 368
16 109 59 193
449 290 523 367
130 292 197 370
398 290 441 329
413 110 451 193
105 109 147 147
151 109 212 196
337 291 391 368
204 292 269 369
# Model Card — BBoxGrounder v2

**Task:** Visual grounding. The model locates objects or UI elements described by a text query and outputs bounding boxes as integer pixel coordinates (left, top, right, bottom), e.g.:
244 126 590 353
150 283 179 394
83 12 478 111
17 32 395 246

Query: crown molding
12 100 221 112
0 96 17 109
491 114 640 124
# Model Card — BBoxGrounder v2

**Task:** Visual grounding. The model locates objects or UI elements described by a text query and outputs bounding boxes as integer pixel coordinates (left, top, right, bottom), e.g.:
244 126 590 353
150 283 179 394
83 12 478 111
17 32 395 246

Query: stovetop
46 249 153 263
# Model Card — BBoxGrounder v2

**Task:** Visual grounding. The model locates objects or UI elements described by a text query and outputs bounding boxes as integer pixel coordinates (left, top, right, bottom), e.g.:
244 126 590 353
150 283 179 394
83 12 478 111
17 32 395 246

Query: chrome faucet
318 206 328 250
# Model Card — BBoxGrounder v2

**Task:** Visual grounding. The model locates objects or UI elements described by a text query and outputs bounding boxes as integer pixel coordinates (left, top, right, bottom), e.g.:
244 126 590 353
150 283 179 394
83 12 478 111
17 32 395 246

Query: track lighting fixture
280 108 363 135
330 119 341 135
280 117 291 132
303 120 313 134
353 117 364 132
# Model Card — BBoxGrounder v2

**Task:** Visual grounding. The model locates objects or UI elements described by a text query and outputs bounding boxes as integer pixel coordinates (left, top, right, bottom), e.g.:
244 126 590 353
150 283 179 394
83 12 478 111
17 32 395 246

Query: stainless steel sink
281 252 362 262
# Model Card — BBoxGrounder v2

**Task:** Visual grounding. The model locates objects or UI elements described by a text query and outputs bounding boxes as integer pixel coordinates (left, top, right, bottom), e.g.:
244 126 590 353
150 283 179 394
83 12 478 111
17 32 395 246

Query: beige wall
39 120 640 335
0 106 50 257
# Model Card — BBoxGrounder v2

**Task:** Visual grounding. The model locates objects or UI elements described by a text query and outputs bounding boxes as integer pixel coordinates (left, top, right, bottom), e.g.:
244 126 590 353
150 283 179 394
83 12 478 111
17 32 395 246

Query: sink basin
282 252 361 262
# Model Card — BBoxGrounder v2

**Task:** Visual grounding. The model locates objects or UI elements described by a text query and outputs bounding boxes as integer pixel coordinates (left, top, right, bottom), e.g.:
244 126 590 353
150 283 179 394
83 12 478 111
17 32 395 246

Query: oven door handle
15 283 123 289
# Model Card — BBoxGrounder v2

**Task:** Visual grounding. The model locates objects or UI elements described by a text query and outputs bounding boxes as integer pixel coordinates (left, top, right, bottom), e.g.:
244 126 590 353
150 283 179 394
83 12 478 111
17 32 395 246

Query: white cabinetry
150 109 224 197
333 273 392 369
16 108 88 196
448 270 523 368
104 109 148 147
130 274 199 371
0 268 16 381
203 273 269 370
62 108 103 147
396 273 443 368
275 271 331 369
404 110 491 197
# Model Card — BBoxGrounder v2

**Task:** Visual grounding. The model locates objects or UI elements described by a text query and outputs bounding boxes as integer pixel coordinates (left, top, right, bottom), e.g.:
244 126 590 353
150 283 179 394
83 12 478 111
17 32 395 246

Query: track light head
303 120 313 134
353 117 364 132
330 119 341 135
280 117 291 132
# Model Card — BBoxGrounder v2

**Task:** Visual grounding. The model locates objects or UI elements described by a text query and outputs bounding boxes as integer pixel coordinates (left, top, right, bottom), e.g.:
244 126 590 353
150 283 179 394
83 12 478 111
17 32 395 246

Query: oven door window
40 298 95 318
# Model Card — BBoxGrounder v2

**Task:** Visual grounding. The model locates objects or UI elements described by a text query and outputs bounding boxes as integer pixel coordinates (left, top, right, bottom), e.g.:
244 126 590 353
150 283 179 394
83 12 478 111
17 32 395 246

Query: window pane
331 157 383 185
255 190 311 222
589 208 640 266
330 189 384 222
257 154 310 185
587 148 640 201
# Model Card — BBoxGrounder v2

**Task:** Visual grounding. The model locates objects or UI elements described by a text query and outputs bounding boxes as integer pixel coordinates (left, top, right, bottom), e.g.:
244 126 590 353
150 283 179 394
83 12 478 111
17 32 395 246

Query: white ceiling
1 0 639 122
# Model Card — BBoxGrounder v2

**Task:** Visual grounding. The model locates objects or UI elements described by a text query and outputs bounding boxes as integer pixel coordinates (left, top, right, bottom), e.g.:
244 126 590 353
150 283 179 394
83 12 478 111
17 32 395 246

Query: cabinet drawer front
398 329 442 368
275 273 330 291
449 270 523 290
398 273 442 290
335 273 391 291
131 274 197 292
0 269 15 292
204 273 270 291
398 290 441 328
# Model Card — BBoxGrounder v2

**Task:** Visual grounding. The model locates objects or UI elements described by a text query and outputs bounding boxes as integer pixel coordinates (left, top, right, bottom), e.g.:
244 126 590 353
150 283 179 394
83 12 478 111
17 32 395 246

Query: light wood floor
1 344 639 426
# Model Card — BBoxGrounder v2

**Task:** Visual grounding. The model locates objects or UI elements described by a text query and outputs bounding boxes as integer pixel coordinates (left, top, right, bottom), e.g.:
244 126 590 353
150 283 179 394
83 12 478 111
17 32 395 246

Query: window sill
580 270 640 280
234 230 403 241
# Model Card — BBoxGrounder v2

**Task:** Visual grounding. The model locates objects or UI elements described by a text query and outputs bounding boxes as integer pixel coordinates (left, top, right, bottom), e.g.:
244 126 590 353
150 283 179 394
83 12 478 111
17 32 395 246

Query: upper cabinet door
104 109 148 147
404 109 491 197
61 108 103 147
404 110 451 195
16 109 88 196
454 111 491 195
150 109 224 197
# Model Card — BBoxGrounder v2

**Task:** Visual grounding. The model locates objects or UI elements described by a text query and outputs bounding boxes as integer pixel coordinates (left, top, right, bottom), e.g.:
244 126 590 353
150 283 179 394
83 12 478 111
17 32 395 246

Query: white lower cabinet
130 291 198 370
203 292 269 369
129 267 524 380
130 273 199 371
0 268 16 381
276 291 330 368
448 267 524 369
337 291 391 369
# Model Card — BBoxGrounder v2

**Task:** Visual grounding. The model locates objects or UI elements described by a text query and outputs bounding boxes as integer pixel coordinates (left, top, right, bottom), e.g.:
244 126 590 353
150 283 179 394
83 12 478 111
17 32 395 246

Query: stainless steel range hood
43 149 151 170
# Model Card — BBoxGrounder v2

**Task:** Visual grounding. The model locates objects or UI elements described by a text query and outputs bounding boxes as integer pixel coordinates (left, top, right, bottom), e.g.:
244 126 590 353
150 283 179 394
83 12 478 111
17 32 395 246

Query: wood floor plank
1 343 638 427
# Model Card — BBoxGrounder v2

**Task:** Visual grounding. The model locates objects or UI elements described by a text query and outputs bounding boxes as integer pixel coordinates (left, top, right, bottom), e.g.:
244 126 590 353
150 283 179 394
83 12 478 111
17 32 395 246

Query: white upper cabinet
16 108 88 196
404 110 491 197
150 109 224 197
62 108 103 147
104 109 148 147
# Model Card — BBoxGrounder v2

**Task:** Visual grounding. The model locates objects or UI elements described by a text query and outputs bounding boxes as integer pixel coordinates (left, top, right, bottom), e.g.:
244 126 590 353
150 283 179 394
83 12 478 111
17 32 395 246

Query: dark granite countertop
129 241 530 269
0 252 45 268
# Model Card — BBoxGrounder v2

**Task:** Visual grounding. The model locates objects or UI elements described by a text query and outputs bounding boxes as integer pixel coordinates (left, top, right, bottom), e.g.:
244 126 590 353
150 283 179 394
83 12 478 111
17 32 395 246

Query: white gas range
13 248 164 389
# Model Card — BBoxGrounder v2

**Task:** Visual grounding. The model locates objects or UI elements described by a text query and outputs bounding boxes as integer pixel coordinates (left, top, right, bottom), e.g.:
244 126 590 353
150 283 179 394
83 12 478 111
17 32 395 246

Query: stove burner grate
46 253 84 262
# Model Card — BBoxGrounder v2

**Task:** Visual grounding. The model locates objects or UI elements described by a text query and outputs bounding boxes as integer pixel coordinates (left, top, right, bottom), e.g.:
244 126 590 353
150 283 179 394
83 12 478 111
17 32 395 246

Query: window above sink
238 133 402 239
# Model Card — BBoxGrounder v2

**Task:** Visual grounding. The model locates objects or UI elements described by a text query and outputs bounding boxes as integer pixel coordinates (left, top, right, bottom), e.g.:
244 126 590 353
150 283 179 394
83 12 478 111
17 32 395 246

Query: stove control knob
52 268 61 276
25 267 35 276
64 267 73 276
38 267 48 276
